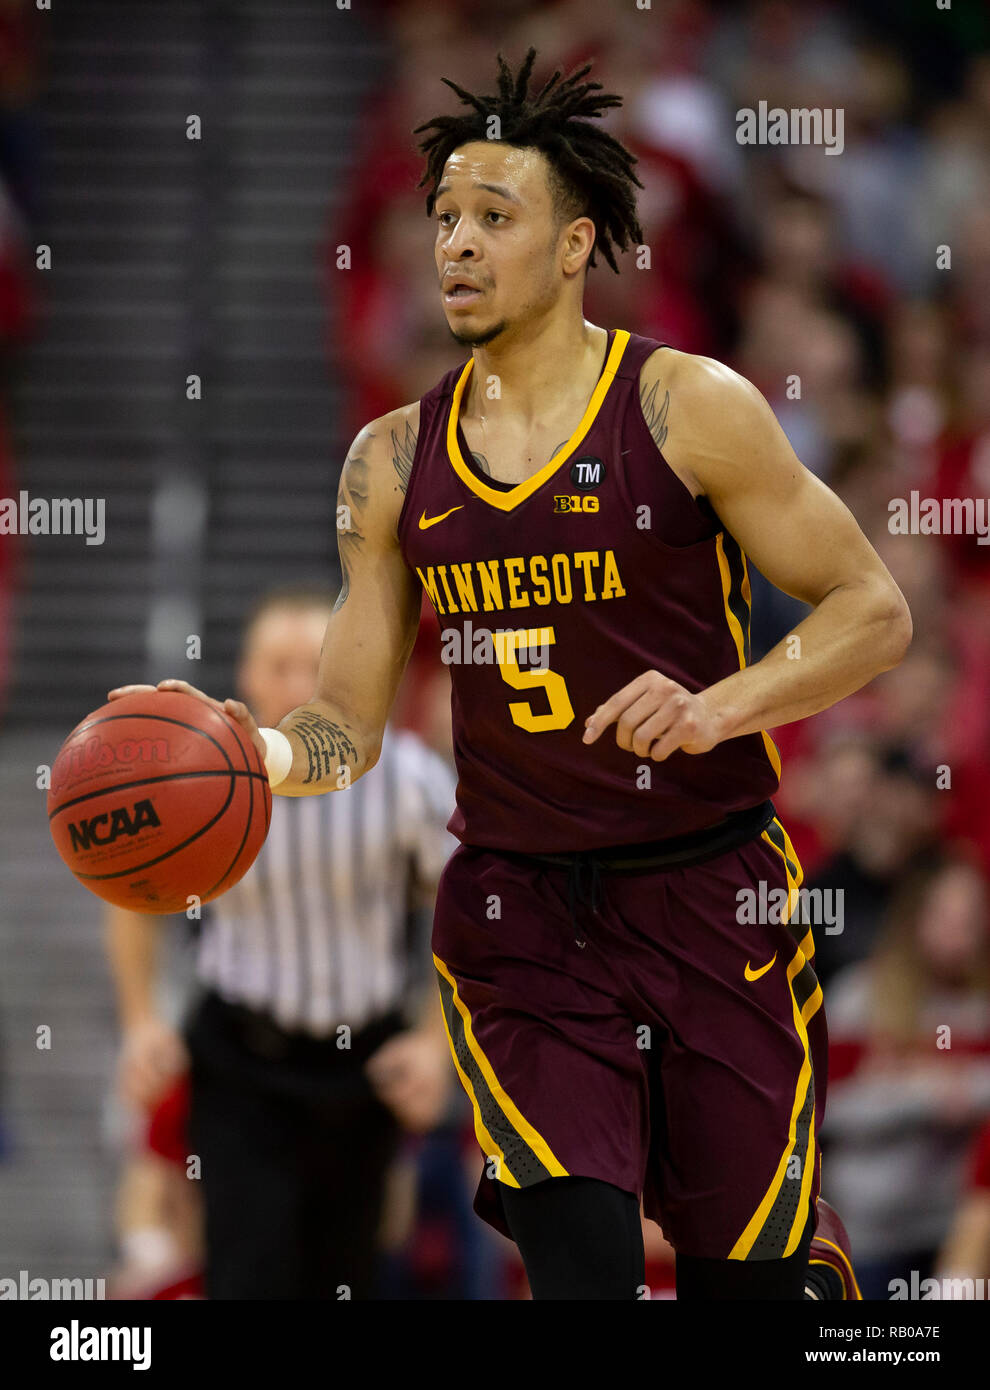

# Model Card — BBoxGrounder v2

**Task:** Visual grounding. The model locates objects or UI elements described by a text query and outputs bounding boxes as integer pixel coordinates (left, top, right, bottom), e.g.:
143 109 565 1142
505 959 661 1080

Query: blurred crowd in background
2 0 990 1300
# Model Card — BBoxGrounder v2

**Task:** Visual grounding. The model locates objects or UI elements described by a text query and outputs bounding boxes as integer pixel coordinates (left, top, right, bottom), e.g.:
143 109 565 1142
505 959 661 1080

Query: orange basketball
47 690 272 914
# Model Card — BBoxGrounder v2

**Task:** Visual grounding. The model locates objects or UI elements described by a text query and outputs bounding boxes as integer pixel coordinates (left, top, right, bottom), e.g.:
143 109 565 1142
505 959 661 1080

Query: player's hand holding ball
109 678 269 763
47 679 277 915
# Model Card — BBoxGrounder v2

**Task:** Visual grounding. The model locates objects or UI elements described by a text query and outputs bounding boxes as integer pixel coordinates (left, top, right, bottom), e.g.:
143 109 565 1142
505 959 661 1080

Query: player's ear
560 215 596 277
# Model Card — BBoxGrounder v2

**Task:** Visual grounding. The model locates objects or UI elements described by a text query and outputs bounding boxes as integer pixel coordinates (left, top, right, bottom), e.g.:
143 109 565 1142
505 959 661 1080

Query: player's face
237 605 331 728
433 141 567 347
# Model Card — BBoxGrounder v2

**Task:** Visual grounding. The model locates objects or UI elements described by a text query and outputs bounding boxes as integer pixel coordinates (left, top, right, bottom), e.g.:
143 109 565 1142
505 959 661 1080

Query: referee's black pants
184 990 403 1300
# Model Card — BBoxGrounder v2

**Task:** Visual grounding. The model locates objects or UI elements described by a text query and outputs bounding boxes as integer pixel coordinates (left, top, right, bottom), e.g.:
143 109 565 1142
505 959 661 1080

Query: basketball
47 690 272 914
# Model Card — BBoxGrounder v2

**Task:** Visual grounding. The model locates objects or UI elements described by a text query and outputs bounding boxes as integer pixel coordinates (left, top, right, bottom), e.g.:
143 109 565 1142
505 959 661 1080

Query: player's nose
441 218 480 258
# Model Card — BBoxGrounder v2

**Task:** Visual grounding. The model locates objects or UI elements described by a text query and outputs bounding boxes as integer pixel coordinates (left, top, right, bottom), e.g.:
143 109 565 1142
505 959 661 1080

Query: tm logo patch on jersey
569 456 606 489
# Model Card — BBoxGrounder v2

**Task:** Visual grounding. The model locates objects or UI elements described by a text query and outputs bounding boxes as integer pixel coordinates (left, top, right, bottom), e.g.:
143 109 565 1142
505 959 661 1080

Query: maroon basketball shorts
432 807 826 1261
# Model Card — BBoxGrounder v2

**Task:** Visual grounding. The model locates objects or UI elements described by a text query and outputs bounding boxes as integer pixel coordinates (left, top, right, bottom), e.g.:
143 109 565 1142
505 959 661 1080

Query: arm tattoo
639 377 670 453
335 436 370 612
292 711 359 785
391 419 418 494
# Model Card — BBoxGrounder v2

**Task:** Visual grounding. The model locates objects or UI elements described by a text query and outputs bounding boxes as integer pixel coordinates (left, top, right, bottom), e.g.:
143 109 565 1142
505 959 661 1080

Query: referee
106 588 457 1299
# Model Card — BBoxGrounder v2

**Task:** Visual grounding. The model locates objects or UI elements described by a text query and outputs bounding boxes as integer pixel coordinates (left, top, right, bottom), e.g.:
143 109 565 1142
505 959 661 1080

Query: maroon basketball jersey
397 327 781 852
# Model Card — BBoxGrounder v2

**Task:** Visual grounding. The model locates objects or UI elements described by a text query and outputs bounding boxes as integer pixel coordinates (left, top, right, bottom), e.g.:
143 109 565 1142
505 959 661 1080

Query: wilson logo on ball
67 798 162 853
52 734 170 795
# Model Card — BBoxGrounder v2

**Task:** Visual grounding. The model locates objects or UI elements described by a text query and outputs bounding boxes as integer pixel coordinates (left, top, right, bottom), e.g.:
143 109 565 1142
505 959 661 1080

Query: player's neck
464 315 608 426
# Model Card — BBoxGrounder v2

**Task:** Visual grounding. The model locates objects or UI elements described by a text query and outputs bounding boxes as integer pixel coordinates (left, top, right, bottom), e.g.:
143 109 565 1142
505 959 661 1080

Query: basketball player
111 50 909 1299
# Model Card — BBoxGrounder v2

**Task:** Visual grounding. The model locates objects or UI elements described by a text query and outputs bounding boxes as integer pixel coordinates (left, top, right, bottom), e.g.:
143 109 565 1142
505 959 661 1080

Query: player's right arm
272 405 424 794
109 404 424 796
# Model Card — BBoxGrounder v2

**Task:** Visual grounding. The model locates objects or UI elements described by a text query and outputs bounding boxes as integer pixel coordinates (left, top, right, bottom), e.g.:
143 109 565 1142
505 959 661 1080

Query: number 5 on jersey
493 626 574 732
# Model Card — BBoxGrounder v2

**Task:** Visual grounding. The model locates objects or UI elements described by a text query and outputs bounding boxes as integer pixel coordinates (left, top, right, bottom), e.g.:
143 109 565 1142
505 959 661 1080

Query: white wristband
259 727 293 788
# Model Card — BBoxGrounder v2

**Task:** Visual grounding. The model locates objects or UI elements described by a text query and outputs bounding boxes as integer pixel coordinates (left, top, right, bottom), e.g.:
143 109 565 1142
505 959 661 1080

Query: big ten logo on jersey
553 495 599 513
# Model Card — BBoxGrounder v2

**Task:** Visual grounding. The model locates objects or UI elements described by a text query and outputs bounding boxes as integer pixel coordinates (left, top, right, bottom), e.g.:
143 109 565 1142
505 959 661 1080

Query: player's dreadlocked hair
413 47 645 274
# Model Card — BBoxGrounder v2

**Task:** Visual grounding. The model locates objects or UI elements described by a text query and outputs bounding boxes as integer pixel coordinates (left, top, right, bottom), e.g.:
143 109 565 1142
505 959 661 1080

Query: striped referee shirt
196 728 458 1035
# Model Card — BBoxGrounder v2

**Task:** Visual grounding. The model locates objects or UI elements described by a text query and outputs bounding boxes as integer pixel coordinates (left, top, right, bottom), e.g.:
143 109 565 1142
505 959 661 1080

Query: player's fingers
584 671 682 745
645 729 683 763
156 678 227 713
220 700 267 760
648 712 701 763
156 678 216 700
107 684 157 701
222 698 254 724
630 712 680 759
616 693 675 754
632 688 697 757
582 672 655 744
222 699 260 735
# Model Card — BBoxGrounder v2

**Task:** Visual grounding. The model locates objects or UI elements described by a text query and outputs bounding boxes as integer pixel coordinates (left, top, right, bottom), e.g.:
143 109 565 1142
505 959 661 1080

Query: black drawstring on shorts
511 801 778 953
566 851 604 948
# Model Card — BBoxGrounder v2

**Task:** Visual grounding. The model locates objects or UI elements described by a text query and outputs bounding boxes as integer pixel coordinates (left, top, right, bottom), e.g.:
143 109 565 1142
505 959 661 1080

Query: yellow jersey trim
714 531 782 784
730 827 817 1260
445 329 631 513
433 952 569 1183
811 1240 864 1300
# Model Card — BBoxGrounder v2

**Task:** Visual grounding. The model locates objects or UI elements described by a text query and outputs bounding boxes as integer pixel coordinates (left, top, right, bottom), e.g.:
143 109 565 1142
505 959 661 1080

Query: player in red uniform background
111 49 909 1299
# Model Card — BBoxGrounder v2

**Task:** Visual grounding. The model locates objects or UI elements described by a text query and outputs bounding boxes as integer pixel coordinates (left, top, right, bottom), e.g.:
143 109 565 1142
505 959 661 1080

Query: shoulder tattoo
639 376 671 453
335 436 370 611
390 419 418 494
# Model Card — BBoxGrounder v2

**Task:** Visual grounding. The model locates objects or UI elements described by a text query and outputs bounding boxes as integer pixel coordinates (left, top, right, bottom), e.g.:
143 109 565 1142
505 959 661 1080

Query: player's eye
436 209 506 227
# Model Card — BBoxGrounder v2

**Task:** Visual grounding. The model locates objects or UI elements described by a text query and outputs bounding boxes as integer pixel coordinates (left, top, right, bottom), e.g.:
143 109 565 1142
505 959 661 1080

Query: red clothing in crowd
967 1117 990 1194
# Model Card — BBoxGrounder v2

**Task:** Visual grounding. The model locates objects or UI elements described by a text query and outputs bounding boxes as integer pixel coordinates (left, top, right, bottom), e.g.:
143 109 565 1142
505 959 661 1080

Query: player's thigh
432 844 649 1202
643 820 826 1261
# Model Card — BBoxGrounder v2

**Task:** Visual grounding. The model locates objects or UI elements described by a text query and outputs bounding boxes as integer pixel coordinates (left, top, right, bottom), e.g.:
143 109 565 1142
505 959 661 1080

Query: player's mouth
443 280 485 307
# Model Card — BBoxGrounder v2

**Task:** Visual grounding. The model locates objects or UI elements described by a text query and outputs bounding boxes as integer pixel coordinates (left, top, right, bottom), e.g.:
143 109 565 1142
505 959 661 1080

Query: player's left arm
584 351 912 760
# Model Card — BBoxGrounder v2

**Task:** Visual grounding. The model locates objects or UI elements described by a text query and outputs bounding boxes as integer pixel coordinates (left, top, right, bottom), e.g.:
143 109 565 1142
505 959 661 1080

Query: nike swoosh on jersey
419 505 464 529
744 952 777 982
